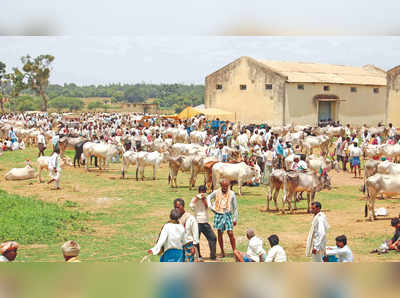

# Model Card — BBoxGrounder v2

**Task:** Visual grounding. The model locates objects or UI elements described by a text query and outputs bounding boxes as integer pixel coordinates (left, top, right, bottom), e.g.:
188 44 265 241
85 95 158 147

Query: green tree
50 96 84 112
7 68 28 113
15 95 41 112
88 101 104 111
21 54 54 111
0 61 7 113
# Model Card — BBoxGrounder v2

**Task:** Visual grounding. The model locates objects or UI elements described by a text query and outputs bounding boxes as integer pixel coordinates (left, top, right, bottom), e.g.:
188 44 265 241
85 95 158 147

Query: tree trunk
0 98 4 114
40 92 48 111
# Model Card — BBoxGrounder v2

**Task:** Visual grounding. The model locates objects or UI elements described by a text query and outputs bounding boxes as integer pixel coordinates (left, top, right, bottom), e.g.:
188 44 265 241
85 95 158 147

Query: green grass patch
0 189 90 244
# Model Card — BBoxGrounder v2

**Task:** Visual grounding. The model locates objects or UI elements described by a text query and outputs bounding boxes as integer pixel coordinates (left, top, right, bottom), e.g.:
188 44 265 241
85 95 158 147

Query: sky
1 36 400 86
2 0 400 35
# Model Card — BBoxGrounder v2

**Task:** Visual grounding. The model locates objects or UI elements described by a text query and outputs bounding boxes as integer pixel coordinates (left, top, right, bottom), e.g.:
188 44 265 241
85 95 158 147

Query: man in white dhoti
48 147 61 190
306 201 330 262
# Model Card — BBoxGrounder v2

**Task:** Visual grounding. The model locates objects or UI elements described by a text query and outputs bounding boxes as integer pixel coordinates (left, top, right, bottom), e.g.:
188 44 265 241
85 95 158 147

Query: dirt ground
1 148 400 262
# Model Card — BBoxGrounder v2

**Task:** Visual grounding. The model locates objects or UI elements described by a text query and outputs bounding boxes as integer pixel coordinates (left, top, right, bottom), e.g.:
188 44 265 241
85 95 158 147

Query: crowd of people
0 240 81 263
148 180 359 263
1 111 400 262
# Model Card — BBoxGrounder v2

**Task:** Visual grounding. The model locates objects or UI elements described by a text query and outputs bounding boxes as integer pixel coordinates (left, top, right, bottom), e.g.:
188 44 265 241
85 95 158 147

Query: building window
350 87 357 92
216 84 222 90
323 85 330 91
297 84 304 90
373 88 379 93
240 84 247 90
265 84 272 90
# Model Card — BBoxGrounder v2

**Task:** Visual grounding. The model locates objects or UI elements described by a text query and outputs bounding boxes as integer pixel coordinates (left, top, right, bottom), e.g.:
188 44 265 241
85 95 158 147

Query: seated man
61 240 81 262
297 155 308 171
0 241 19 262
234 229 266 262
371 218 400 254
265 234 287 262
325 235 353 262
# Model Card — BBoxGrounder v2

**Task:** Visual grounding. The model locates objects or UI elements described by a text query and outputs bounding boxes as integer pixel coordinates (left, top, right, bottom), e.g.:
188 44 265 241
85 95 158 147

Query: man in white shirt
148 209 185 262
325 235 353 262
190 185 217 260
306 201 330 262
174 198 200 262
349 142 362 178
234 229 266 262
265 234 287 262
37 130 46 157
48 147 62 190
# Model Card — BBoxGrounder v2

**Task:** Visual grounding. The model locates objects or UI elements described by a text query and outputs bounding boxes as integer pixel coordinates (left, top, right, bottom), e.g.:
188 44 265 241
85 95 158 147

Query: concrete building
205 56 387 125
120 98 159 114
387 66 400 127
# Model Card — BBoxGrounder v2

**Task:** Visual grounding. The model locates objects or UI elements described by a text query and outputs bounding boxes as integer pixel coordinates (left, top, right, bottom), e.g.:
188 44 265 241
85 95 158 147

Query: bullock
136 151 168 181
294 125 312 132
190 131 207 144
212 162 261 195
379 144 400 162
192 155 218 191
300 135 330 156
368 126 388 139
283 131 304 147
361 144 382 160
83 142 125 171
170 143 204 156
74 140 89 167
37 155 73 183
268 169 331 214
149 138 169 152
5 162 35 181
270 124 292 136
59 136 87 157
121 150 138 179
365 173 400 221
167 155 194 188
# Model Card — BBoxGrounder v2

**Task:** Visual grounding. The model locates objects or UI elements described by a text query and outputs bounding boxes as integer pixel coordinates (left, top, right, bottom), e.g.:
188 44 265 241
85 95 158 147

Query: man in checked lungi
207 180 238 258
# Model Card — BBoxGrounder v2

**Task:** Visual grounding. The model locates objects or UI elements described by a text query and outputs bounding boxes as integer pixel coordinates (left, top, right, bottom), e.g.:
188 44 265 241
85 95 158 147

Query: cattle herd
1 112 400 222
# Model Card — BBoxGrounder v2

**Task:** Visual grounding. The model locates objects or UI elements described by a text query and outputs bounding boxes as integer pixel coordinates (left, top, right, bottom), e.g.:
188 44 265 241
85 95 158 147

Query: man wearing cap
61 240 81 262
0 241 19 262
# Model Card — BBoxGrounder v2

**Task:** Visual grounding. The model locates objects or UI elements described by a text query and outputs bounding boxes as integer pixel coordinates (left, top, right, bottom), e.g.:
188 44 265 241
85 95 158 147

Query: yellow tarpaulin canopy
177 106 200 119
177 106 234 120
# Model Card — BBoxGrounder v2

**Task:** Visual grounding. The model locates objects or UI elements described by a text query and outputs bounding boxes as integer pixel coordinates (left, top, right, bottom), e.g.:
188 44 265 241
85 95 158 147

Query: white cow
167 155 195 188
361 144 382 159
212 162 261 195
136 151 167 181
170 143 204 156
190 131 207 144
366 173 400 220
83 142 125 171
5 162 35 180
300 135 330 156
121 150 138 179
379 144 400 162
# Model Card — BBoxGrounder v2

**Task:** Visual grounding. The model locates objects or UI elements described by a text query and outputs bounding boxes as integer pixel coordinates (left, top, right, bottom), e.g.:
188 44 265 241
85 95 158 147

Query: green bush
0 190 89 244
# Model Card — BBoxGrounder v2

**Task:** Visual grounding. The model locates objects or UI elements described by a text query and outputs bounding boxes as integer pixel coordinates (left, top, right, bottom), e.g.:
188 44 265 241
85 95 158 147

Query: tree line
0 55 205 113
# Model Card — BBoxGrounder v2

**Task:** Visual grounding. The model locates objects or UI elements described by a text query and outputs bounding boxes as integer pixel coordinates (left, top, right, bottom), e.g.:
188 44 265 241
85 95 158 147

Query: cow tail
168 173 171 185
